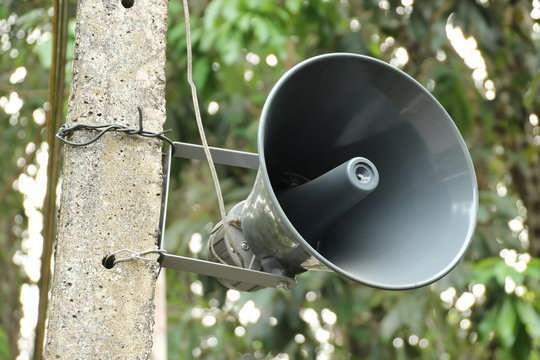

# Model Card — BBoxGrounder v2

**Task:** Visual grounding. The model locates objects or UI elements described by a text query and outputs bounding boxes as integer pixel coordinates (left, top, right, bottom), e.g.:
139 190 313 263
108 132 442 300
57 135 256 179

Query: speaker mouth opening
252 52 479 290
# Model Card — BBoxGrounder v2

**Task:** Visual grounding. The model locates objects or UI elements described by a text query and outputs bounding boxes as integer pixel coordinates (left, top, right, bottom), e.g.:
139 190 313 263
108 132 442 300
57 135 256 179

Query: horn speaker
207 53 478 291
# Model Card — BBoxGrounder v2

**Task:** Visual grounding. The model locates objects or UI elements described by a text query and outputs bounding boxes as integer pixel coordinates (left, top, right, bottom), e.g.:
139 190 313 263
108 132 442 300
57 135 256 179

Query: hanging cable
182 0 235 256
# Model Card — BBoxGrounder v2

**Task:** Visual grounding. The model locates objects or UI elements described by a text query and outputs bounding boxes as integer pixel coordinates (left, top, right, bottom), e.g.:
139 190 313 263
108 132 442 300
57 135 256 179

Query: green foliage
1 0 539 359
163 0 540 359
0 2 58 357
0 327 11 359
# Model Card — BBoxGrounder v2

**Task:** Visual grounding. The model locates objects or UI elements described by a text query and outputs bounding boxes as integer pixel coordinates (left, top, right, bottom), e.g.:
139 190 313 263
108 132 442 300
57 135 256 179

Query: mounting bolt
241 242 250 251
276 281 289 291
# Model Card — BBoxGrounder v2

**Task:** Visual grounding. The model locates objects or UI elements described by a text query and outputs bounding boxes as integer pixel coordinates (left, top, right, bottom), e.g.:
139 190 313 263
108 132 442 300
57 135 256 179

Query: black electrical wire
56 107 174 148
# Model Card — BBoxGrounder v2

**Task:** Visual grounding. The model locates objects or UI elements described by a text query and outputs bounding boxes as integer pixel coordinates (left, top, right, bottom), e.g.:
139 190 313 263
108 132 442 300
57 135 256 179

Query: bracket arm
159 253 295 290
173 141 259 169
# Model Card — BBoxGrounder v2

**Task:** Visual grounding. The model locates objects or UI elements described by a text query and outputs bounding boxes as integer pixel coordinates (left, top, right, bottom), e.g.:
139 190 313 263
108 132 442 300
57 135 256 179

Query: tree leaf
515 301 540 341
523 71 540 110
497 298 517 348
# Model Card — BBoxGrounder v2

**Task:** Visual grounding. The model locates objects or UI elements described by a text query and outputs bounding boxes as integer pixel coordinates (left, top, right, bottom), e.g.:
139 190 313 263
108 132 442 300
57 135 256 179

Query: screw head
276 281 289 291
241 242 250 251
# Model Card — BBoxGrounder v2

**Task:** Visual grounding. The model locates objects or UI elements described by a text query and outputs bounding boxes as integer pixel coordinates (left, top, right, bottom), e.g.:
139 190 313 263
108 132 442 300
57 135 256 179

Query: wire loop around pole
56 107 174 148
102 248 167 269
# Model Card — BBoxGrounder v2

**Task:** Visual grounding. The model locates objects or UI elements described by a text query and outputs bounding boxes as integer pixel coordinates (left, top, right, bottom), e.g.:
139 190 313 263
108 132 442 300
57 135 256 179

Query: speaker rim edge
257 52 479 290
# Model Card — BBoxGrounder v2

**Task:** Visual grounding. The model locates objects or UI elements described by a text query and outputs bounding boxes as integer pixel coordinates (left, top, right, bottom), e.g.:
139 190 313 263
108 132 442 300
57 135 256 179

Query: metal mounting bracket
157 142 296 290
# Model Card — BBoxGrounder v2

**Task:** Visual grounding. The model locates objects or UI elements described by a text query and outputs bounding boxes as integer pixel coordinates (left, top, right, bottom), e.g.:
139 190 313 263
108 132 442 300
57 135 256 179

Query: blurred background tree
1 0 539 359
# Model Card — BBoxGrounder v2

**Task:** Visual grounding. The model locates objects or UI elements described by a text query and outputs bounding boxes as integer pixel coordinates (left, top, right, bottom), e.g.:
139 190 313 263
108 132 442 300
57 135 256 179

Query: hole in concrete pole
121 0 134 8
102 255 116 269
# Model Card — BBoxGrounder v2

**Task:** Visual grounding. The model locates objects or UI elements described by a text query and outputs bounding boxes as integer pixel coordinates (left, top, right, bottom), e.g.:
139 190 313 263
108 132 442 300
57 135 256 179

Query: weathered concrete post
44 0 169 358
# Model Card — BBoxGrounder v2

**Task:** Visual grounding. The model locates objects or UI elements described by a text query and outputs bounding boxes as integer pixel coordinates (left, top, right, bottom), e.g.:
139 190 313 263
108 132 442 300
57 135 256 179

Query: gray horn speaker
208 53 478 291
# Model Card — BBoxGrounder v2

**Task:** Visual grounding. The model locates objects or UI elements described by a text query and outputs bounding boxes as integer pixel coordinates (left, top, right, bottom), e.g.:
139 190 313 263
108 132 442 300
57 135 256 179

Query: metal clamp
157 142 296 290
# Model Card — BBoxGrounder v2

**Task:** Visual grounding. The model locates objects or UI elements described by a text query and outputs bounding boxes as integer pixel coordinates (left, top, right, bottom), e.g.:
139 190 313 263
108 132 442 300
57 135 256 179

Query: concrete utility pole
44 0 169 358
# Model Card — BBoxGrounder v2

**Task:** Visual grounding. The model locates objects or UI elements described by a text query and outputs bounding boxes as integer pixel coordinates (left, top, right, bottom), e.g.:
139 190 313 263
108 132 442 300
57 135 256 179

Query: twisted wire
56 107 174 147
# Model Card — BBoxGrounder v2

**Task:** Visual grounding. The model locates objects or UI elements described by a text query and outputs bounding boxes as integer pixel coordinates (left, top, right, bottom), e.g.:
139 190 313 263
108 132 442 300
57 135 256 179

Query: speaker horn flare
208 53 478 291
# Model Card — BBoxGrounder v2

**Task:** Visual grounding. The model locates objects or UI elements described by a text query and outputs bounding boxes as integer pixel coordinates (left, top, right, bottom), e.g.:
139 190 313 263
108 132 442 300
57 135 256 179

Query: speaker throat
279 171 311 189
276 157 379 247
